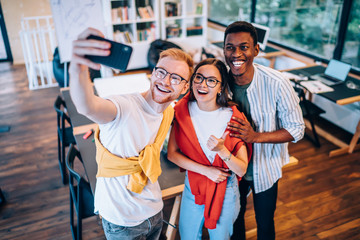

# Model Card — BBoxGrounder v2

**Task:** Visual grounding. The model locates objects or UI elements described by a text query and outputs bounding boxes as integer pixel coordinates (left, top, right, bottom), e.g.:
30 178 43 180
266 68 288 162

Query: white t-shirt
188 101 233 164
94 93 164 227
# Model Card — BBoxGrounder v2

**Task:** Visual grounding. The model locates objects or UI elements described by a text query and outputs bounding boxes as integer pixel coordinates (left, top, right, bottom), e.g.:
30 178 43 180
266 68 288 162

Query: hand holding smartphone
85 35 133 72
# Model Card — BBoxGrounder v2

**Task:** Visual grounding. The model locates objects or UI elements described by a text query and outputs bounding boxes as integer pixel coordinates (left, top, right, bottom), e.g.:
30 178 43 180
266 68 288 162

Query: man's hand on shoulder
227 116 259 143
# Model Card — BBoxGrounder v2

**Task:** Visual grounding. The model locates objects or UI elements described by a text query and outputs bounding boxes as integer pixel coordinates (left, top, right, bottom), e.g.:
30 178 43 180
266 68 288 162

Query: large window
256 0 343 59
341 0 360 70
209 0 359 71
209 0 251 24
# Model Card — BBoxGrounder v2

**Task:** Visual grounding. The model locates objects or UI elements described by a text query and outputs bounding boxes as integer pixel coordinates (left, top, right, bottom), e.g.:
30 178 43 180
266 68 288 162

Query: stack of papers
94 73 150 98
282 72 309 81
299 80 334 93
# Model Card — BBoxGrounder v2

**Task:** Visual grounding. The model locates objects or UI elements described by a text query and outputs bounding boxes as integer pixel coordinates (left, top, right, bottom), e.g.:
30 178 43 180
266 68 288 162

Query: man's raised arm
69 28 117 124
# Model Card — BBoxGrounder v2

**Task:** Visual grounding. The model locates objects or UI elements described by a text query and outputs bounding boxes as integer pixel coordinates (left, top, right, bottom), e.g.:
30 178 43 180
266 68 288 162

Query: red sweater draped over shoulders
173 93 252 229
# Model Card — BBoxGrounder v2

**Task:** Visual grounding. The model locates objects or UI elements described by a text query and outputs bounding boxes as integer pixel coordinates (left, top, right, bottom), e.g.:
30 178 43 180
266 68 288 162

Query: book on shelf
165 2 181 17
138 7 151 19
166 24 181 38
114 30 133 44
146 6 155 18
111 0 131 22
186 25 203 36
137 23 156 41
124 31 133 43
111 6 130 23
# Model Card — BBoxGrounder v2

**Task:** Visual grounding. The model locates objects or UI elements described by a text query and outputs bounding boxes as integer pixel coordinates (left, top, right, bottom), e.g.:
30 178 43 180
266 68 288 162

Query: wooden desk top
61 89 94 127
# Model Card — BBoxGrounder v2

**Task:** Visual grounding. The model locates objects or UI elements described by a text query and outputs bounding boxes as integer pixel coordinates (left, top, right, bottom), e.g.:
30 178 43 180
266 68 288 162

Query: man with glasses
223 21 305 240
69 28 193 240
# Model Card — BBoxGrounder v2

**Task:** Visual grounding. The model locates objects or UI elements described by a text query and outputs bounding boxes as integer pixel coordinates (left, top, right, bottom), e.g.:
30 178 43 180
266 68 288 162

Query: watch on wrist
223 152 232 162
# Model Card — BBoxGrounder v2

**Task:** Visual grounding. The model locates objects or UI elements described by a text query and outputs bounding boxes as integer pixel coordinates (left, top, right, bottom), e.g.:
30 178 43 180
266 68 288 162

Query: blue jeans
101 211 163 240
179 172 240 240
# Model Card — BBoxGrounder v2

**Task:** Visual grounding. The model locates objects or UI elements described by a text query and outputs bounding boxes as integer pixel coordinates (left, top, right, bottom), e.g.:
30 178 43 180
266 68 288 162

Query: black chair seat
63 127 76 146
300 101 325 117
72 181 95 219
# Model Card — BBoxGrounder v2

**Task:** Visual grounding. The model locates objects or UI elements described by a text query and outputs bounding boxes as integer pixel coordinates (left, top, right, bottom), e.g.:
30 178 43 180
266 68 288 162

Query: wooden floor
0 62 359 239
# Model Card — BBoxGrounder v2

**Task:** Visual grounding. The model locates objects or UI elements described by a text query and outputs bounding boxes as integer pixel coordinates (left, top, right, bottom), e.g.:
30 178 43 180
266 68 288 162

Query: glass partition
255 0 343 59
341 0 360 70
208 0 251 25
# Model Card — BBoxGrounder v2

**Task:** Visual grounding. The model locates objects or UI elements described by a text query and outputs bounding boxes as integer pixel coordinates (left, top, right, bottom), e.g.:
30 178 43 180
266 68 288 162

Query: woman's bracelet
222 152 232 162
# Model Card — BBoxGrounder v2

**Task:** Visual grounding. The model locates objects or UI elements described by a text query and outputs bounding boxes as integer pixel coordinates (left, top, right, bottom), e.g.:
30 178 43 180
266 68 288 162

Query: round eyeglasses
154 67 187 85
193 73 221 88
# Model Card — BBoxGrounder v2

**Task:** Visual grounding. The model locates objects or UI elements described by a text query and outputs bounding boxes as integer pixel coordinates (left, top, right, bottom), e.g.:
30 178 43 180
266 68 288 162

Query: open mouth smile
232 61 245 68
196 89 208 95
156 84 171 93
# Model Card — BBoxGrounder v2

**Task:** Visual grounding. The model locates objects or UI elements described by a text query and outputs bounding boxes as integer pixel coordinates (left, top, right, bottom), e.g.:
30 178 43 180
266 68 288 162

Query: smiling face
224 32 259 85
192 65 222 110
150 56 190 104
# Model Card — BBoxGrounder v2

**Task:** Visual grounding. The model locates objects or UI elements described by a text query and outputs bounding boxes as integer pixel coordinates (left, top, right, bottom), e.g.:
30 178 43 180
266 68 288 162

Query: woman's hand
207 131 228 153
204 166 231 183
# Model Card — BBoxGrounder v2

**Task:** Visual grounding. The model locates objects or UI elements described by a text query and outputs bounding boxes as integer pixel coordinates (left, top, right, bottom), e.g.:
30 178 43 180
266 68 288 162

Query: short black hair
224 21 258 46
188 58 232 108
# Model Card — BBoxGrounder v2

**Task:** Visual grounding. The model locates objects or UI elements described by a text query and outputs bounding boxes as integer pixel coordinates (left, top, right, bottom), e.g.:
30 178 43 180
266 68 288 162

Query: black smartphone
85 35 133 72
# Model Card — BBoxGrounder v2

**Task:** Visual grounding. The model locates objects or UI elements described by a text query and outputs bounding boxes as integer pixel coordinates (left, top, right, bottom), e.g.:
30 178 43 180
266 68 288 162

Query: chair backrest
293 86 325 117
65 144 94 218
54 95 73 131
293 86 309 116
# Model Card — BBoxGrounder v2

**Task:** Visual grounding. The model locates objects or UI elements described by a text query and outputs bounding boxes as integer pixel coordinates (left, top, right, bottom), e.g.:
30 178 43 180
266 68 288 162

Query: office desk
61 88 184 239
287 65 360 157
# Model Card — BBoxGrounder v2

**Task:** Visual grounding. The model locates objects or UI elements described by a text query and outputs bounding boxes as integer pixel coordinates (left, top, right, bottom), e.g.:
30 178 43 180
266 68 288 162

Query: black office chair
54 95 76 185
66 144 95 240
294 86 325 147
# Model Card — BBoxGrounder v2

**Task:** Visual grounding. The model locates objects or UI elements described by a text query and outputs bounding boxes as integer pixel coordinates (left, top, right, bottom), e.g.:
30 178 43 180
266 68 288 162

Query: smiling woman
167 58 251 239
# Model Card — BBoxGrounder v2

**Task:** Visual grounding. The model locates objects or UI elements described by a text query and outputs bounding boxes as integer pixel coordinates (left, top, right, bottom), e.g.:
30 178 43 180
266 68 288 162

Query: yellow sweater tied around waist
94 105 174 194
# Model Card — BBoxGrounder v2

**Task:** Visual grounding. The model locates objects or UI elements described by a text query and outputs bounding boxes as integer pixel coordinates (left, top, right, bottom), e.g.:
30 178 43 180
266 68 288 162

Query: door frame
0 3 13 63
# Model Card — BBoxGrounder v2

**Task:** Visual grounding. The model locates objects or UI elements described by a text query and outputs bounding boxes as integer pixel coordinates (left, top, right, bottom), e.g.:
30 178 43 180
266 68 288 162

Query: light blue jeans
101 211 163 240
179 172 240 240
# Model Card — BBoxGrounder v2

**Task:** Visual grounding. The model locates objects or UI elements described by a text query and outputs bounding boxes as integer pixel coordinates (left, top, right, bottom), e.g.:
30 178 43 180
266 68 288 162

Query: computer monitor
252 23 270 51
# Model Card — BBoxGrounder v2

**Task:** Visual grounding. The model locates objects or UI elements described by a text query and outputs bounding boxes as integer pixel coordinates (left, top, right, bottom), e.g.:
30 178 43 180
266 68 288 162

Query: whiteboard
50 0 105 63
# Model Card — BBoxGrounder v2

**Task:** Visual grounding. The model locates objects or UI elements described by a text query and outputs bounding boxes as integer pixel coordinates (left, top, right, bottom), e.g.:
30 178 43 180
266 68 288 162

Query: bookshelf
160 0 207 52
102 0 160 70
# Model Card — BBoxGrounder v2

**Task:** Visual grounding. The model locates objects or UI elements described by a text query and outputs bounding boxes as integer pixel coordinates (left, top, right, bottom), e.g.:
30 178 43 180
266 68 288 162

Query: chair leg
78 205 82 240
0 188 5 207
70 192 76 240
310 120 321 147
305 116 321 148
61 144 68 185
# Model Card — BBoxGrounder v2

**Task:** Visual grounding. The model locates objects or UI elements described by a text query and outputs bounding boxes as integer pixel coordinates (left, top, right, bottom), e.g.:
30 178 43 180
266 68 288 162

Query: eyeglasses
193 73 221 88
154 67 187 85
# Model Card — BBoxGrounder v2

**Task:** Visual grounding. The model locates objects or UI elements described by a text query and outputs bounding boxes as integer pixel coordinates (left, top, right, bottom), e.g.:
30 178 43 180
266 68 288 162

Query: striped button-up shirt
231 63 305 193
